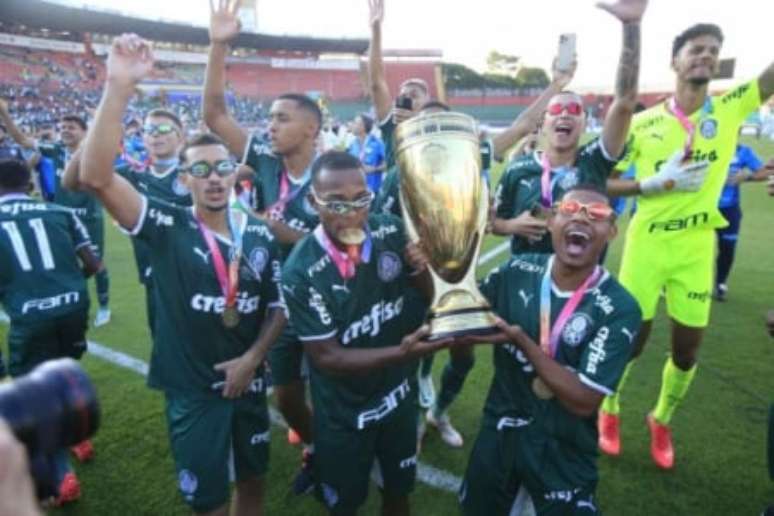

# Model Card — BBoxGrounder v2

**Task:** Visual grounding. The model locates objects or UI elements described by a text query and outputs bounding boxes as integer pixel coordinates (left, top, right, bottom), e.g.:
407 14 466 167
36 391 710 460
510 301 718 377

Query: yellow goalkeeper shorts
619 226 714 327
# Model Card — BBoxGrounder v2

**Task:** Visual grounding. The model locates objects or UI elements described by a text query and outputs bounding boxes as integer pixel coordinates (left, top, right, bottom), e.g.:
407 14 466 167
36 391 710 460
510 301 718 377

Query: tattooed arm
596 0 648 159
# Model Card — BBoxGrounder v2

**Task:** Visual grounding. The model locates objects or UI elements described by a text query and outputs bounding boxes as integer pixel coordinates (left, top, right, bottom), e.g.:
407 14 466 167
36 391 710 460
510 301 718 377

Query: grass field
2 136 774 515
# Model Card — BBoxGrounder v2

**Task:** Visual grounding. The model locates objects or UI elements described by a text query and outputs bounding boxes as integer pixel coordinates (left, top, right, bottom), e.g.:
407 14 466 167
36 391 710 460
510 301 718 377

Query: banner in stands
270 58 359 71
0 33 84 53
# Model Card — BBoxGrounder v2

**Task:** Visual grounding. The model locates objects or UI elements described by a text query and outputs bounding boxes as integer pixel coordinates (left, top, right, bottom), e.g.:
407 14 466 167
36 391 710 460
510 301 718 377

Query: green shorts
313 400 417 515
268 324 306 386
461 419 599 516
619 228 714 327
83 216 105 260
164 389 270 513
7 309 88 377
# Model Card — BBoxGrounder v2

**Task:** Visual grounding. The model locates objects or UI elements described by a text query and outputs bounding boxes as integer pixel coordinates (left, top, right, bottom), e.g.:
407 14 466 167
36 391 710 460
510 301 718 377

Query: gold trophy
395 112 498 340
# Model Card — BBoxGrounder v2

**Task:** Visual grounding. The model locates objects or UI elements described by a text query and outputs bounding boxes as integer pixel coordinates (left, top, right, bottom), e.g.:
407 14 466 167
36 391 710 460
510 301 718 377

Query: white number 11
2 218 56 271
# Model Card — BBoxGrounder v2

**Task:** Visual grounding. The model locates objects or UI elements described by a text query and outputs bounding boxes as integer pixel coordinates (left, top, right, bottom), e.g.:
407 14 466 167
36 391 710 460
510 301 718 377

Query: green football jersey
242 135 319 257
127 196 283 395
281 214 425 430
478 253 640 458
39 142 102 221
116 163 193 283
379 116 397 170
494 139 618 254
0 194 90 323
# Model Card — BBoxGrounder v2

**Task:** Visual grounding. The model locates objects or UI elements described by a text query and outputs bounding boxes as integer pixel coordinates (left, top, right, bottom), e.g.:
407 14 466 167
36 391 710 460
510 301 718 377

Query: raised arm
491 59 576 160
80 34 148 230
203 0 249 157
597 0 647 159
0 99 36 149
367 0 393 122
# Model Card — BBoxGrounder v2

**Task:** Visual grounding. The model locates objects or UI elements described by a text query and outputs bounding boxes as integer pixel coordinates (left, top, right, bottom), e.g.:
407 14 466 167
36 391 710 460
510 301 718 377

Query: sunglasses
143 123 177 136
546 102 584 116
312 190 374 215
183 160 237 178
556 200 614 221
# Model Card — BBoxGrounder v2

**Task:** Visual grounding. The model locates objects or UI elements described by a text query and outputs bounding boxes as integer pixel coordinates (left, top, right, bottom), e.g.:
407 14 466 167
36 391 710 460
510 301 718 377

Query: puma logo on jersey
621 327 635 344
250 431 271 445
519 179 533 188
518 289 534 308
193 247 210 264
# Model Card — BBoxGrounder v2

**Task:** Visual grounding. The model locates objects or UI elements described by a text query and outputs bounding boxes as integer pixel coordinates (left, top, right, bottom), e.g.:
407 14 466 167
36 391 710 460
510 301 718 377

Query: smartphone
395 95 413 110
557 33 577 72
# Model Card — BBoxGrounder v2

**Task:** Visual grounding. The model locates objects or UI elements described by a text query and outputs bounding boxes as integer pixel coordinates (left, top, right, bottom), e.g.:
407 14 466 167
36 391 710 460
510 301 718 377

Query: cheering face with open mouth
543 92 587 152
548 188 617 269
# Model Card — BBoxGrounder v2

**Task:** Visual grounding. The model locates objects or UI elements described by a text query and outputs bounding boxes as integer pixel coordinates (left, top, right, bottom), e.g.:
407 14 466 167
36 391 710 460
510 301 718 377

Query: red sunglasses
547 101 584 116
556 200 614 221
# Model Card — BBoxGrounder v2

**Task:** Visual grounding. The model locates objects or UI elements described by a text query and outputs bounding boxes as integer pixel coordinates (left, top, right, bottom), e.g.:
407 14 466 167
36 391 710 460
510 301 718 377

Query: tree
442 63 484 90
486 51 521 78
515 67 550 88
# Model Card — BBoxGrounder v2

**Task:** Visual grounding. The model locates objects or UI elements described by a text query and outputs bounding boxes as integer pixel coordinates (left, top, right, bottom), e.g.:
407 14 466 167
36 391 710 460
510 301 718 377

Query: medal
222 306 241 328
534 255 601 401
195 209 245 329
532 377 554 400
314 225 372 280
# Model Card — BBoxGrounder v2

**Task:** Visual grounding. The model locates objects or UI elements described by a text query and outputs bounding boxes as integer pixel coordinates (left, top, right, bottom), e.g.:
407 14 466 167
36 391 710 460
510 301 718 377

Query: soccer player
347 113 385 193
715 145 773 300
281 150 449 516
0 158 101 505
492 0 650 255
416 0 650 449
458 186 642 516
203 0 321 493
600 23 774 469
0 103 112 329
64 109 192 338
81 34 286 516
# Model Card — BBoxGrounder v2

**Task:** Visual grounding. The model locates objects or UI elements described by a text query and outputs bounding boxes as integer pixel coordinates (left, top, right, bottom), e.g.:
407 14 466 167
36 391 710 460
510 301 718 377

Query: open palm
209 0 241 43
368 0 384 27
106 34 154 86
596 0 648 23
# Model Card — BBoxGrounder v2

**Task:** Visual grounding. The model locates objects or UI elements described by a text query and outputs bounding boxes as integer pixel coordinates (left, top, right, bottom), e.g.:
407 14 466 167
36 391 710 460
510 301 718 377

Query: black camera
395 95 413 110
0 358 100 499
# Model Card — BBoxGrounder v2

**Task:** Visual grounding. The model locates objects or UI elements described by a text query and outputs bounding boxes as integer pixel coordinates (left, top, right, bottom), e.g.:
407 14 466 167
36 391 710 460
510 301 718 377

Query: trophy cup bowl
395 111 498 340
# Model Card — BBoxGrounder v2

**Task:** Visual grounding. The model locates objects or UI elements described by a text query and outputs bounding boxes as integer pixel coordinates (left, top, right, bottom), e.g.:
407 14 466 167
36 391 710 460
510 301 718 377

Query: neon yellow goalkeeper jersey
617 80 761 236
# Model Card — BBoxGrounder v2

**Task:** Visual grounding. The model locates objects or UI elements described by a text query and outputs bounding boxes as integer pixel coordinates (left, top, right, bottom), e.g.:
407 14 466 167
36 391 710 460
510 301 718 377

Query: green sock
601 360 636 415
652 357 697 425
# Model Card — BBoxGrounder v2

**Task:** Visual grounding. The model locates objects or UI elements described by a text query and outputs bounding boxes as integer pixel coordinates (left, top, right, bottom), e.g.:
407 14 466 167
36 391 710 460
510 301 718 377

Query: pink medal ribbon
666 96 712 159
539 255 601 357
314 225 372 280
540 153 553 208
195 211 242 316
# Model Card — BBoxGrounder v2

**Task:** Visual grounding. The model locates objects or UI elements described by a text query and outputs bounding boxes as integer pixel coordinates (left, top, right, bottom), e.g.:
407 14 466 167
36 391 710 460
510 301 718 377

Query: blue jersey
347 134 385 169
718 144 763 209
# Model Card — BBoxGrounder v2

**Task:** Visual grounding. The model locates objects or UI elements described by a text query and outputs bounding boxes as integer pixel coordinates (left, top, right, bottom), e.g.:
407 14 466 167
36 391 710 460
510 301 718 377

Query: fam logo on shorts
248 247 269 278
178 469 198 499
562 313 593 347
700 118 718 139
377 251 402 282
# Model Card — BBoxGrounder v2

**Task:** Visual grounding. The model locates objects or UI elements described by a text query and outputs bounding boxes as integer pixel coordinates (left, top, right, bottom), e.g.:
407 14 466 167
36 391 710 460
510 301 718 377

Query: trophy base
427 307 499 341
